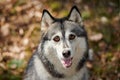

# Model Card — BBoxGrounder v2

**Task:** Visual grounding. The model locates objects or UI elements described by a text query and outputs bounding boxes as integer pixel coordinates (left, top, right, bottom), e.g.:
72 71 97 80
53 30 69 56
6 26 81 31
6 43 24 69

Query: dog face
40 6 88 69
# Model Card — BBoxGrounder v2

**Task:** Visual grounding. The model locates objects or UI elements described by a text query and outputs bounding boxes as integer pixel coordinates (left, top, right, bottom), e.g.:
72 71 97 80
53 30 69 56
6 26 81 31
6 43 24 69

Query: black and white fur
24 6 89 80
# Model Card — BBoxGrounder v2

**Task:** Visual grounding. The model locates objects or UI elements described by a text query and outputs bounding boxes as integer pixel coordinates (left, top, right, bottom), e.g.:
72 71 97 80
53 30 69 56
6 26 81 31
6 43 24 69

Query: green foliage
82 10 91 19
100 25 114 44
116 44 120 51
8 59 24 69
60 10 69 17
14 0 27 6
49 1 62 11
0 71 21 80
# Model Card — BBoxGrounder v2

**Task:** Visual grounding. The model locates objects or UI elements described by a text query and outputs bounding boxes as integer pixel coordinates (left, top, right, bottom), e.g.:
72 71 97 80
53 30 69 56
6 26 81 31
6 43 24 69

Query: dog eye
53 36 60 42
69 34 76 40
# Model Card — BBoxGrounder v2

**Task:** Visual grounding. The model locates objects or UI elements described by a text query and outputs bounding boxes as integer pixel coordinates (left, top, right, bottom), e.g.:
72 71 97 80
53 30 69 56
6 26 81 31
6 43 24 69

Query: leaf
89 33 103 42
1 23 10 37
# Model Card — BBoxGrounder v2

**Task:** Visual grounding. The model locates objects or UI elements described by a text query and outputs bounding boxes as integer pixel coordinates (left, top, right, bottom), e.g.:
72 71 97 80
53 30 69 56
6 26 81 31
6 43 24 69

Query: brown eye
69 34 76 40
53 36 60 42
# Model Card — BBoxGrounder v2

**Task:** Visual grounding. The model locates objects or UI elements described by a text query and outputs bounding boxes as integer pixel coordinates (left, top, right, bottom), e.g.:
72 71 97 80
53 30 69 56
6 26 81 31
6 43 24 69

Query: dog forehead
63 21 84 33
45 20 86 39
49 22 61 32
45 22 62 38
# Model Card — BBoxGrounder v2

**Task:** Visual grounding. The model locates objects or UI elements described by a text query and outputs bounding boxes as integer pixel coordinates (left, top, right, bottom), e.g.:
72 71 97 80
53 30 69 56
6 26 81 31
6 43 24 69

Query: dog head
40 6 88 69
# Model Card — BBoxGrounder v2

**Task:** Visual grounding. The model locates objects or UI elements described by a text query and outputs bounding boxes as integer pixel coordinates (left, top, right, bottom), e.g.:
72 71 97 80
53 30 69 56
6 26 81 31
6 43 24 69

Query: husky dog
24 6 89 80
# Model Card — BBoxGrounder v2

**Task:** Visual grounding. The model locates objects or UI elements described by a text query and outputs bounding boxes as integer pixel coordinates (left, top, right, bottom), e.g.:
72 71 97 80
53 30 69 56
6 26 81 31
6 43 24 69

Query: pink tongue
62 59 72 68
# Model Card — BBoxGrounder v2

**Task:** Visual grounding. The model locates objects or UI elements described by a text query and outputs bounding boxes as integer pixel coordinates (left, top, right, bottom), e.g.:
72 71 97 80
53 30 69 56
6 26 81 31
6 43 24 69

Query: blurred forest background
0 0 120 80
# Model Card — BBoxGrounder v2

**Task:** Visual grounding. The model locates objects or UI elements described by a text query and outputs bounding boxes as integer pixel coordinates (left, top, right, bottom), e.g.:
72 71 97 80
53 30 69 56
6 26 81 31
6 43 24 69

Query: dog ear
41 10 54 32
68 6 83 25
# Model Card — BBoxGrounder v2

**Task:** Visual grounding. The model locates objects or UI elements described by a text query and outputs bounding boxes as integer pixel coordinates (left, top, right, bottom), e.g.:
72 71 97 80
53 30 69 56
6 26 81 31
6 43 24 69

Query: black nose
62 50 71 58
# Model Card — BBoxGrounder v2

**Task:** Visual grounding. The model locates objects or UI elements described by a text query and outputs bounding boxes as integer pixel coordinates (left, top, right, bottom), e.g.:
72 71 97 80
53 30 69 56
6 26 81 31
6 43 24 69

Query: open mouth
61 57 73 68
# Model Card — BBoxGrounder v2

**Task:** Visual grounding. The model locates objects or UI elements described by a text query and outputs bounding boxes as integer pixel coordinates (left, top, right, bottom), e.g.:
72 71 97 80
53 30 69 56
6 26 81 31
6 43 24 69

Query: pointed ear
68 6 83 25
41 10 54 32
